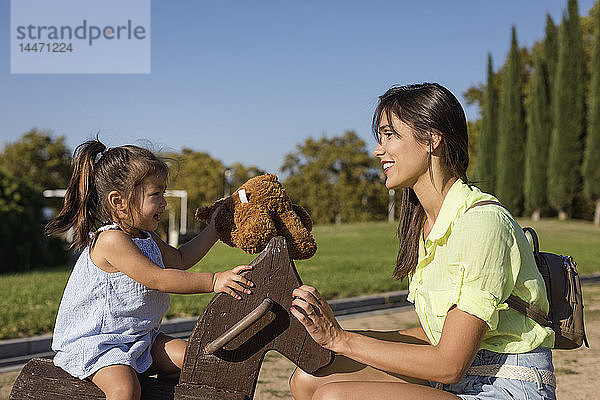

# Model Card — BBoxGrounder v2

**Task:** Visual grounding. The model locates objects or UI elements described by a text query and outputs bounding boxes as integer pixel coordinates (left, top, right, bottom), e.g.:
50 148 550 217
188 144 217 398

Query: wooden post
175 236 333 399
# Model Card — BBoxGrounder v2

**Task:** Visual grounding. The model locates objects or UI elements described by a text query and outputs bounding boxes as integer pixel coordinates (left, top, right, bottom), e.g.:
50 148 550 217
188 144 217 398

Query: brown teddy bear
195 174 317 259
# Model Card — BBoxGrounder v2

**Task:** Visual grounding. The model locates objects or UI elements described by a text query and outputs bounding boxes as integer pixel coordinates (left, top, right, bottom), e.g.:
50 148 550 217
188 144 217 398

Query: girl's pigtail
46 140 105 250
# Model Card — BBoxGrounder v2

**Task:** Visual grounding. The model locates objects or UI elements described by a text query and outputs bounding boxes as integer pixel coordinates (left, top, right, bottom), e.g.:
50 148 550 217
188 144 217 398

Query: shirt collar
424 179 476 243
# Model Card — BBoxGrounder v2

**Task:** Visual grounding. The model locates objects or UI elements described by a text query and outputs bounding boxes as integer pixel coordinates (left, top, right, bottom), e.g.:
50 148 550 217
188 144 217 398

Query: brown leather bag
466 201 589 349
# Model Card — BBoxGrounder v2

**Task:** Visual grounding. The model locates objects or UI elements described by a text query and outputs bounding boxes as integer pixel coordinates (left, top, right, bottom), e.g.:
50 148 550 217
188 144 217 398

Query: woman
289 83 556 400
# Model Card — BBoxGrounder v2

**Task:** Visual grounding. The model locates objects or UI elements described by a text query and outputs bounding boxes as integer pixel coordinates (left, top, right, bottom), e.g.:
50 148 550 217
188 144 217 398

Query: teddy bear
195 174 317 260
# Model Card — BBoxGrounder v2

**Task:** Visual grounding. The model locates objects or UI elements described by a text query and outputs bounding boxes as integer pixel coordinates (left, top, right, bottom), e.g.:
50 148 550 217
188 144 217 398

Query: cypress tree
583 5 600 225
544 14 559 99
475 53 498 194
496 26 526 215
543 13 558 156
548 0 586 219
524 49 552 220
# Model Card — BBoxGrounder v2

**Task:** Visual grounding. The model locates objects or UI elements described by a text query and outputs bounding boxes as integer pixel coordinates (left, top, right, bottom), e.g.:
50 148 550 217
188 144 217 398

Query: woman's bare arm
291 285 487 385
397 325 431 344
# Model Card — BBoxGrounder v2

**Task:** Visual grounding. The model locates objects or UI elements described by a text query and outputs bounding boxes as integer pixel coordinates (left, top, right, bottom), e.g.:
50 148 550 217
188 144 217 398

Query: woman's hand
212 265 254 300
290 285 348 352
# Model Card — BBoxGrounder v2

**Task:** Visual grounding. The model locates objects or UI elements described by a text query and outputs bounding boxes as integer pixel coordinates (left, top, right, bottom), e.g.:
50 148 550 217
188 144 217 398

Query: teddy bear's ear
194 206 213 223
276 209 317 259
214 205 236 247
194 197 229 223
292 204 313 232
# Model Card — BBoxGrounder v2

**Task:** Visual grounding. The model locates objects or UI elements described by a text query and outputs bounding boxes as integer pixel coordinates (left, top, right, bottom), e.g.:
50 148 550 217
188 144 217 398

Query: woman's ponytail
46 140 105 250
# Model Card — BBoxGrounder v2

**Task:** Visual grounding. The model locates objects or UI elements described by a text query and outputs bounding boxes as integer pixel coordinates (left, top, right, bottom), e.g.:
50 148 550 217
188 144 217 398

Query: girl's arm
150 225 218 270
94 230 252 296
291 285 487 385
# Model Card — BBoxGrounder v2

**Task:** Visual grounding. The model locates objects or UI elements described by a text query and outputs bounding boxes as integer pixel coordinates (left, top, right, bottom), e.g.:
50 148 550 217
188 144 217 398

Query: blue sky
1 0 597 175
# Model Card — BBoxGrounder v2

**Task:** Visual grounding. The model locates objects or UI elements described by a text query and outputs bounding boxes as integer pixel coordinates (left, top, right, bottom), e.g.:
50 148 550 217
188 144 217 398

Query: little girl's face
133 173 167 233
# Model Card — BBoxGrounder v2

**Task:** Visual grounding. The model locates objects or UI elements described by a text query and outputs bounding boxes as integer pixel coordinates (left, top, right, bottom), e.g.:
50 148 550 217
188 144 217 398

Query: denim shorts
429 347 556 400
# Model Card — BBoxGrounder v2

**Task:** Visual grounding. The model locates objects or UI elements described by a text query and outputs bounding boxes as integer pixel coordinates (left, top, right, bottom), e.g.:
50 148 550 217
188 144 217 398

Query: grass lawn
1 218 598 339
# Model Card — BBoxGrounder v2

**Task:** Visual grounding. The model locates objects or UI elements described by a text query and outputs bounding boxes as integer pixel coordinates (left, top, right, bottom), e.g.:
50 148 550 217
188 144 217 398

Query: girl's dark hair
372 83 470 280
46 139 169 250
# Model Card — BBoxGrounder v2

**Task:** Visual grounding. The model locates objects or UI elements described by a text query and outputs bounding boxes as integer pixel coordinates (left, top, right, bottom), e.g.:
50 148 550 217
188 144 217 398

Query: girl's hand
290 285 347 352
212 265 254 300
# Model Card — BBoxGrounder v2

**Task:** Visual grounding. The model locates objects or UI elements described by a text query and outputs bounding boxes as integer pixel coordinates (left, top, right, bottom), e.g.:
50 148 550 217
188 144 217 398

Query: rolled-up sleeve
446 209 515 330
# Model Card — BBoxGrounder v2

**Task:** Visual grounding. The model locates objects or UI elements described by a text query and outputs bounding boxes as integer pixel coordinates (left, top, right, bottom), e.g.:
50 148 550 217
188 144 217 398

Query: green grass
1 219 598 339
0 266 70 339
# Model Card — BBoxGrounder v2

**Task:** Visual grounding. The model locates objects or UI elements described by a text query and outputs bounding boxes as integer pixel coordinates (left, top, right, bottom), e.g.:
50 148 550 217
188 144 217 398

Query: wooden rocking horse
10 236 334 399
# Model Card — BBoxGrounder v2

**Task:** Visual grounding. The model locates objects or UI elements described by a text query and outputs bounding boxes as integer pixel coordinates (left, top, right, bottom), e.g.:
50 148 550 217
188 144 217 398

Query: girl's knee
91 365 141 400
104 379 141 400
289 367 320 400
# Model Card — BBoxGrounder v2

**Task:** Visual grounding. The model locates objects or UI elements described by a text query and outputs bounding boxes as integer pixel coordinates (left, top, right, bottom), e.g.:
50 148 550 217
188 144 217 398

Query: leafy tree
227 162 265 192
548 0 587 219
167 149 226 232
0 129 72 242
525 48 552 220
496 26 526 215
474 54 498 194
0 167 44 272
0 129 71 191
463 84 485 109
583 3 600 225
282 131 387 224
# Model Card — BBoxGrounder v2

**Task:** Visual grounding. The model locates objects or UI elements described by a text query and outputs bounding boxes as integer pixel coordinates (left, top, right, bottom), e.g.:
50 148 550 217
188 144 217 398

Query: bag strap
505 295 550 327
465 201 551 328
465 200 506 213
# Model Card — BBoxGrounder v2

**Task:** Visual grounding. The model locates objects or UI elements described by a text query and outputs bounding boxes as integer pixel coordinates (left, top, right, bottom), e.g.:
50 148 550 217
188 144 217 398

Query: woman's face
372 111 430 190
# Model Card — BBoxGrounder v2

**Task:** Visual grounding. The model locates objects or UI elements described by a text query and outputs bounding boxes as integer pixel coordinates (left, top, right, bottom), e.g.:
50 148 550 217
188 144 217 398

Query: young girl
47 140 254 400
289 83 556 399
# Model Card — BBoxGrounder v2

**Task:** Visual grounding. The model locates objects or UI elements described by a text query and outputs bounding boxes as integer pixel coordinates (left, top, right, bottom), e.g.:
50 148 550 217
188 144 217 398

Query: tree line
469 0 600 225
0 129 390 229
0 128 391 271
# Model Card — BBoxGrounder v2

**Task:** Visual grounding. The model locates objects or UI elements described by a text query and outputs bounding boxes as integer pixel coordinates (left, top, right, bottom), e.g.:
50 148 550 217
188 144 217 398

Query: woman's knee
312 383 348 400
289 367 320 399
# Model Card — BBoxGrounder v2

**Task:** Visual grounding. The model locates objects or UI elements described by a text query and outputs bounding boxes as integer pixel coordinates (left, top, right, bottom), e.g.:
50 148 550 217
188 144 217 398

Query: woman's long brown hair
372 83 470 280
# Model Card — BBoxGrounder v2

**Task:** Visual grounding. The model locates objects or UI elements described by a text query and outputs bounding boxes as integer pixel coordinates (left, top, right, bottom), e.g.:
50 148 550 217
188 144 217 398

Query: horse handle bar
205 297 274 354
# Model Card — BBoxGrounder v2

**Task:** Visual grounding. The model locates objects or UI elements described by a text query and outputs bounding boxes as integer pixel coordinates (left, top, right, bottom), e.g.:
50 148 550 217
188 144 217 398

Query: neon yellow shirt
407 180 554 353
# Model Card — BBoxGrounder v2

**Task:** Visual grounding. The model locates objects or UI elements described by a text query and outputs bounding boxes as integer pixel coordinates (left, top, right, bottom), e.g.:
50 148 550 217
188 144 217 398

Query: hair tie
94 147 112 164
